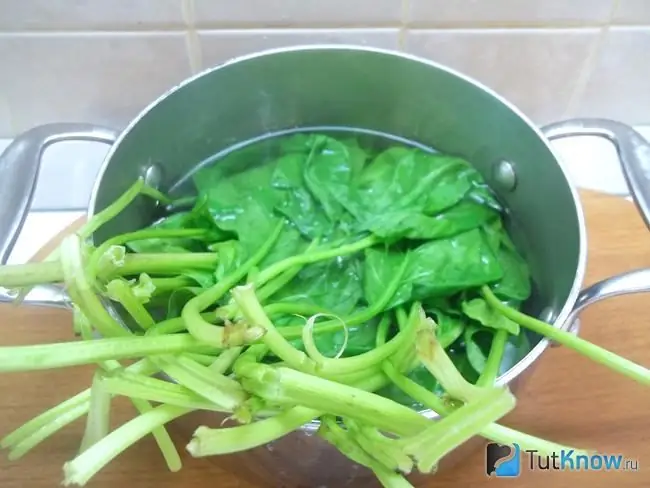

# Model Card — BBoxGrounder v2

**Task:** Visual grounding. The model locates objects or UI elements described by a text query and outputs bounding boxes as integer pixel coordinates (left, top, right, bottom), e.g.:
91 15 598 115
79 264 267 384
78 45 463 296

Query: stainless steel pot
1 45 650 487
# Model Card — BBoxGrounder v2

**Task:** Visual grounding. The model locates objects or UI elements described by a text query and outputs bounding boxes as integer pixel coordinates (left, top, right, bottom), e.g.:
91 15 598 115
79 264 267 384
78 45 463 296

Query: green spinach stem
186 406 320 457
63 405 190 487
239 363 428 437
481 286 650 386
253 235 378 288
476 329 508 387
0 334 206 372
181 221 284 347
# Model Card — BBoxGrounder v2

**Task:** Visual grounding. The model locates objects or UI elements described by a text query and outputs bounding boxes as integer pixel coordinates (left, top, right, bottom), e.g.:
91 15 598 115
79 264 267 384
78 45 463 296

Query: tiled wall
0 0 648 138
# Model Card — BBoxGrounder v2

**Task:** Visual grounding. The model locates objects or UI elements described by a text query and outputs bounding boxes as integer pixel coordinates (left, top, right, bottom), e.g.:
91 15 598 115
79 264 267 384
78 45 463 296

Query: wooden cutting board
0 189 648 488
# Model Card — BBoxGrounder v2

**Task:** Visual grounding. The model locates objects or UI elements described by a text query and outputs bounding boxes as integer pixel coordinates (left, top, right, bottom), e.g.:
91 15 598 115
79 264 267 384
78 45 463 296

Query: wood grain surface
0 190 648 487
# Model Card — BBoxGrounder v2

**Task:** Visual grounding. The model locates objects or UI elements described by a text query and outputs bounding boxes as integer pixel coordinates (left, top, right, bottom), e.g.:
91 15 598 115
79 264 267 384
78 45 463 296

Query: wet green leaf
461 298 520 335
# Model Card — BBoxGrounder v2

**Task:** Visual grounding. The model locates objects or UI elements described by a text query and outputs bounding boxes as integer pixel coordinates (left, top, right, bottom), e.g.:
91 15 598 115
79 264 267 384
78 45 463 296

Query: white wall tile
193 0 402 27
576 27 650 124
612 0 650 24
403 28 599 125
409 0 614 26
0 1 185 31
198 29 400 68
0 33 192 134
0 94 12 137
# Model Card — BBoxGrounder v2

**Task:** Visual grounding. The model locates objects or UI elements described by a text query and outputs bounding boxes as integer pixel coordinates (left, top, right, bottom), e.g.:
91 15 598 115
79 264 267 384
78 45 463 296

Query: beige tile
576 27 650 124
0 0 185 31
193 0 402 27
0 33 192 133
409 0 613 26
404 28 599 125
198 29 400 68
612 0 650 24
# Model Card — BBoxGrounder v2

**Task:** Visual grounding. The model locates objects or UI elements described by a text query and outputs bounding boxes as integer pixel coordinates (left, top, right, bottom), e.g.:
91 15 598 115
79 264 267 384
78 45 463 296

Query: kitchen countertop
2 125 650 264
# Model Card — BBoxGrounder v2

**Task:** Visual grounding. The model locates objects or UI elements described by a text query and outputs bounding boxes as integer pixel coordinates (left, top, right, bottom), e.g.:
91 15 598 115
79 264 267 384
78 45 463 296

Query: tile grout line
398 0 409 49
4 23 650 35
562 0 619 118
182 0 203 74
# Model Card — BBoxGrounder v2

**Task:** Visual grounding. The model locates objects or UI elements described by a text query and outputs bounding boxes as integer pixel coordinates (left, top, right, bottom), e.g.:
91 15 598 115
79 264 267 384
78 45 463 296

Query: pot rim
87 44 588 418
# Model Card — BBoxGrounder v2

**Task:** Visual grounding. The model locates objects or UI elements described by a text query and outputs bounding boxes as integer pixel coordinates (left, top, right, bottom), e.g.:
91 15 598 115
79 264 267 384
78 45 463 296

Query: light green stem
7 403 90 461
102 372 228 412
405 387 516 473
63 405 190 486
416 327 484 402
89 228 208 278
0 334 205 372
152 355 246 411
0 261 63 287
382 361 590 457
482 286 650 386
107 253 218 278
232 284 315 372
186 406 320 456
318 416 414 488
240 364 428 437
105 279 155 330
476 329 508 387
181 221 284 348
78 372 111 453
60 235 129 338
254 235 377 287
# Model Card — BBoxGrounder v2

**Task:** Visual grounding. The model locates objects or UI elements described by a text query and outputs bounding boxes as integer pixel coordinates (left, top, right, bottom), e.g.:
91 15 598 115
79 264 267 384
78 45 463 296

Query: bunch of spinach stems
0 133 647 488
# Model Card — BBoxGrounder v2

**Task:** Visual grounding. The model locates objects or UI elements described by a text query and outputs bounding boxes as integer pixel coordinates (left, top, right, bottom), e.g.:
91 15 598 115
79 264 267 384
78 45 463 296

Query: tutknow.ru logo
485 443 640 477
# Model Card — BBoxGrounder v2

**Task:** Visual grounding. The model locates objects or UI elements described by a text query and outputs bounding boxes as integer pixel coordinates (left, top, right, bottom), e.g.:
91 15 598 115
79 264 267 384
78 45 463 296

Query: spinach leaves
140 131 533 400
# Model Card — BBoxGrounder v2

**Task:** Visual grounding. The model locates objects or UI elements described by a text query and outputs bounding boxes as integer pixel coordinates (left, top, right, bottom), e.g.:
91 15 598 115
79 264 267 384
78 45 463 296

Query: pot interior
90 45 584 381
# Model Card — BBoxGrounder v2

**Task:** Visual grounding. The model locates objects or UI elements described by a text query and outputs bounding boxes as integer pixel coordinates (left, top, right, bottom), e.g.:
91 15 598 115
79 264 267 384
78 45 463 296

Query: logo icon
486 443 521 477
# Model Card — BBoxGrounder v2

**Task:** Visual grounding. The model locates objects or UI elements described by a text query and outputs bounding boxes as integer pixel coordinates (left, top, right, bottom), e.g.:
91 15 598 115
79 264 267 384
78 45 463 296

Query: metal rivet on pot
142 163 164 190
492 160 517 191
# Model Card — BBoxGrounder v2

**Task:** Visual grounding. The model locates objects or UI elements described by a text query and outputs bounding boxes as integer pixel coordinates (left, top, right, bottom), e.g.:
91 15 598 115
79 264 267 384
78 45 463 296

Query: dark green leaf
363 200 499 241
311 320 379 359
448 348 480 385
272 256 363 316
463 325 493 374
166 287 199 320
303 136 354 222
126 197 230 253
431 310 466 348
491 246 532 301
193 156 284 254
334 147 491 223
271 153 331 239
481 221 532 302
500 330 532 374
481 218 504 254
362 247 413 308
258 225 308 269
211 240 245 281
408 228 504 300
461 298 520 335
364 229 503 309
182 270 216 289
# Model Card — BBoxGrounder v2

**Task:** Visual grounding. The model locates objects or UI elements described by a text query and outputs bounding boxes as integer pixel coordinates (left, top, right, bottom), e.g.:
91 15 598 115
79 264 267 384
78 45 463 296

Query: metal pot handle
0 123 119 306
542 118 650 333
